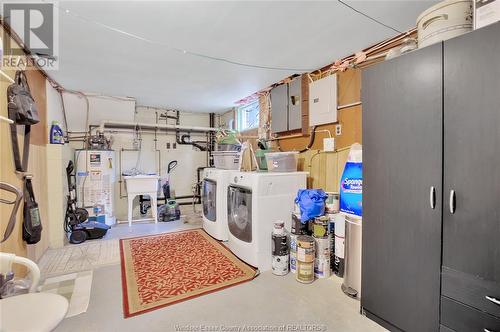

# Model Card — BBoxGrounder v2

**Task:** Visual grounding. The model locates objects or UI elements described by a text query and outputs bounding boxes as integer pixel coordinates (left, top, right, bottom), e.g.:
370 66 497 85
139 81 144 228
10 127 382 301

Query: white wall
44 83 74 249
64 96 211 221
62 93 136 132
112 107 209 221
46 83 66 135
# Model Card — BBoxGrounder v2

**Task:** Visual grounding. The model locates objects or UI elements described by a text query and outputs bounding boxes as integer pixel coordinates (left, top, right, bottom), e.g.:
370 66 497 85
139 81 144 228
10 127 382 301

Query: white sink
124 175 159 194
123 175 160 226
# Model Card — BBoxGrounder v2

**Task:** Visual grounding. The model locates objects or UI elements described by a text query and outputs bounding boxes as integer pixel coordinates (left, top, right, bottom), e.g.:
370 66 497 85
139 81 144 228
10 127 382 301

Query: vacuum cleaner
158 160 181 222
64 161 110 244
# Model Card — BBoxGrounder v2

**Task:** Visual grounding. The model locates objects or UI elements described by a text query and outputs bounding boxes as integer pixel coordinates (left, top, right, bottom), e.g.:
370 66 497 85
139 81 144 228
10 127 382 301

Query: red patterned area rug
120 228 256 318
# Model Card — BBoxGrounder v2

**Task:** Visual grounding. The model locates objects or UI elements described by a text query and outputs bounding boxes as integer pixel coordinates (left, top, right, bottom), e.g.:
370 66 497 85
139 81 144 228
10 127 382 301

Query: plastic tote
212 151 240 170
265 152 298 172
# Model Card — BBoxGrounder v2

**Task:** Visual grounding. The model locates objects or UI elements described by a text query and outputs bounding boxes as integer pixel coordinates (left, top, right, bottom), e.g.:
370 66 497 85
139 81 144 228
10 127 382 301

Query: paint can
296 260 315 284
291 212 309 235
334 214 346 277
272 221 289 276
290 234 298 274
290 251 297 274
325 192 340 214
312 216 330 238
272 255 290 276
315 258 332 279
290 234 298 253
315 236 331 260
327 214 336 271
296 235 315 263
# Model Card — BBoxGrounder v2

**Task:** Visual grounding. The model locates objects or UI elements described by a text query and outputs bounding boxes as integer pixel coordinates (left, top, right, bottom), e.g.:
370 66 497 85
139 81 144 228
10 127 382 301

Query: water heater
75 150 116 226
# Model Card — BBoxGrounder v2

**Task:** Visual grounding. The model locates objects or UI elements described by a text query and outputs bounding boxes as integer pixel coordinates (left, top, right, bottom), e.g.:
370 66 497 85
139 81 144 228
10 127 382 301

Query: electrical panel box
270 84 288 133
288 78 302 131
271 77 303 134
309 74 337 126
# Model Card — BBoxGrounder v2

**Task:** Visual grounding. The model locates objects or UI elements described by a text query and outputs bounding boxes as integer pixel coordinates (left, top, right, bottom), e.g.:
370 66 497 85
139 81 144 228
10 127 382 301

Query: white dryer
201 168 233 241
227 171 307 271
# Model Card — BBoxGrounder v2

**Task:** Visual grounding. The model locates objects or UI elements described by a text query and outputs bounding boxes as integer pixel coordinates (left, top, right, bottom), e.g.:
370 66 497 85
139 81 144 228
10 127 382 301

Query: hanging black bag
7 71 39 173
22 177 42 244
7 70 43 244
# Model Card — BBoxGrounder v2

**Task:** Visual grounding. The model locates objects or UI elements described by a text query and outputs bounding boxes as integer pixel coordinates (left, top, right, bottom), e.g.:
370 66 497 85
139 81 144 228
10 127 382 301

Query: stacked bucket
312 215 331 279
326 192 344 277
271 221 290 276
278 192 344 283
290 207 309 276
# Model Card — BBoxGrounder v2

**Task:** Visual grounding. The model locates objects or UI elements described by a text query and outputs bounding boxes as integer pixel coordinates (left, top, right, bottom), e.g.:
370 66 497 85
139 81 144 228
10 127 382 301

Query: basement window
237 101 260 132
237 100 260 131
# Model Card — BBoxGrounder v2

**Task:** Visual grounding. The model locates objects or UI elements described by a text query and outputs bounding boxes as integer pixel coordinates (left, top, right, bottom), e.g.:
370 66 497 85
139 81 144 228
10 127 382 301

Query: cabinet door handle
429 186 436 209
486 295 500 306
449 190 456 214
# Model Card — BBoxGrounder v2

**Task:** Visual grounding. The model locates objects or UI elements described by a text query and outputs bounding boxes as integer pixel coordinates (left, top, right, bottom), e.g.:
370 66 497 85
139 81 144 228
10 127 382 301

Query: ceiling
20 1 437 112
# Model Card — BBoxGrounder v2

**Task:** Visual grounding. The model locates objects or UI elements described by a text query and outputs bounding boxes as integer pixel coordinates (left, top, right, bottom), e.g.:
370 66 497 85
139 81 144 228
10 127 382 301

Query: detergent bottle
49 121 64 144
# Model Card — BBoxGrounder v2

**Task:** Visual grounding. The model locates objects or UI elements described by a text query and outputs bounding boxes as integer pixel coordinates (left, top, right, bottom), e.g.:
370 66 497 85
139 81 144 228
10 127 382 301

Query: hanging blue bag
295 189 327 223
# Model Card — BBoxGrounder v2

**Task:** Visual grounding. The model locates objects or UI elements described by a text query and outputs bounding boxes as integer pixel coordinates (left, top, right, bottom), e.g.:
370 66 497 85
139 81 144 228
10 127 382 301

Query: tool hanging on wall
7 71 39 172
7 70 43 244
0 183 23 243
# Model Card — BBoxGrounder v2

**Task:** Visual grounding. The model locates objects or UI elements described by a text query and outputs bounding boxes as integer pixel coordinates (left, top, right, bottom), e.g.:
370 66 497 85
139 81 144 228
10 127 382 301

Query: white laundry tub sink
124 175 159 194
124 175 160 225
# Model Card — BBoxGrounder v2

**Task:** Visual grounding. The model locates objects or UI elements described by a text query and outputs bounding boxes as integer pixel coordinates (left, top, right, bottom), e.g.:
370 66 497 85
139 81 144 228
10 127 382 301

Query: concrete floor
50 218 385 332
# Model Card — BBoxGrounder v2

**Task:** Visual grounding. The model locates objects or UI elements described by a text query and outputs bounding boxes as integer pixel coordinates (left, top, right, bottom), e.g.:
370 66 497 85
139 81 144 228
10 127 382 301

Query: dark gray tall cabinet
362 22 500 332
362 43 443 332
440 22 500 332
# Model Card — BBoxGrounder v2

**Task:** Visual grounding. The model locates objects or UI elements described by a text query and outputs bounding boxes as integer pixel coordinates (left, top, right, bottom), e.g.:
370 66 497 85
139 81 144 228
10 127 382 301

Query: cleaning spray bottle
49 121 64 144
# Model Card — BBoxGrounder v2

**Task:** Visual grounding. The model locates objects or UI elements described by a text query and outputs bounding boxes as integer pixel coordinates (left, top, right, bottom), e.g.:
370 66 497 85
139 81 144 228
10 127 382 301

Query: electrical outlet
335 124 342 136
166 142 171 149
173 143 177 149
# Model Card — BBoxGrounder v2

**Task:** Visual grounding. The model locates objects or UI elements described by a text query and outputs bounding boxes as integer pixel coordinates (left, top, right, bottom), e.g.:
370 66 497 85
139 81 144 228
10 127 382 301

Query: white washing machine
227 171 307 271
201 168 233 241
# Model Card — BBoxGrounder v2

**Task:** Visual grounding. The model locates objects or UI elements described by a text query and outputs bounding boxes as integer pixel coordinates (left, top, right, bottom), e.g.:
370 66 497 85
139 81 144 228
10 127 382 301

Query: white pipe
99 120 219 133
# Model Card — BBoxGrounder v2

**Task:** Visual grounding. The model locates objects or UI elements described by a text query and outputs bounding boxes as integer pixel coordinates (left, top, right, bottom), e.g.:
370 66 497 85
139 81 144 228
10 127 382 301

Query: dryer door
227 185 252 243
202 179 216 222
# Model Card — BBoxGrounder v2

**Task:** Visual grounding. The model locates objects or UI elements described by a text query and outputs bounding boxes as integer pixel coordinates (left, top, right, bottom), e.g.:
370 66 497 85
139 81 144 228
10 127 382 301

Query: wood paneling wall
278 69 362 190
0 27 51 273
